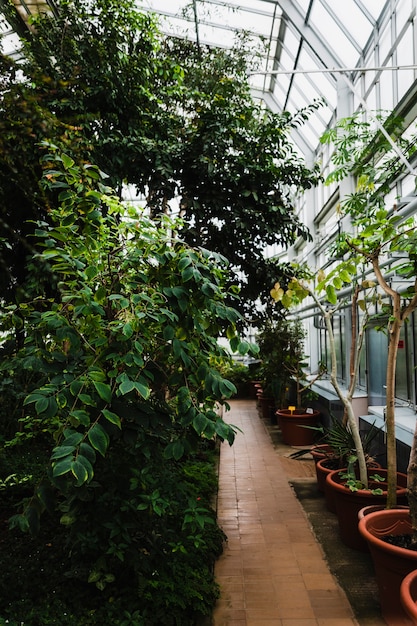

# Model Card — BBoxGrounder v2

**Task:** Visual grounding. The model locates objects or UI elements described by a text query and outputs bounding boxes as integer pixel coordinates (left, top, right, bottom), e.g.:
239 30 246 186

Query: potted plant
277 109 417 617
273 110 417 558
400 569 417 622
256 316 320 432
261 318 322 446
312 416 381 512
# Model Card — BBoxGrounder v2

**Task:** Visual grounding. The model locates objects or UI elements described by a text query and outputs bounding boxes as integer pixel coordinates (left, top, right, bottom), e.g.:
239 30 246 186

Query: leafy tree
0 0 321 316
0 149 253 620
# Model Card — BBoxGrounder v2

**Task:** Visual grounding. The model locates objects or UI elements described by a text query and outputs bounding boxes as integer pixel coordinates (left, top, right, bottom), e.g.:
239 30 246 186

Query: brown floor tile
212 399 360 626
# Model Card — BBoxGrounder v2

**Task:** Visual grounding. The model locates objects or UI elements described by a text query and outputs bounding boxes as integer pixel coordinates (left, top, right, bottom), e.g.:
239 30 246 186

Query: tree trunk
385 301 401 509
407 422 417 540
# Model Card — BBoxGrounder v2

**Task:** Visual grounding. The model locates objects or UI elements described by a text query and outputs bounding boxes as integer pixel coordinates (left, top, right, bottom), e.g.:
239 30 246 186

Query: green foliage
256 318 300 403
257 316 323 408
338 470 384 495
0 0 320 316
0 147 253 622
4 150 243 513
0 442 225 624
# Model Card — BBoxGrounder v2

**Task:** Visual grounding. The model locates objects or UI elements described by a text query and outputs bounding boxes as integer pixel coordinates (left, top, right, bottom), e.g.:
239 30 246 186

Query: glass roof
1 0 391 155
139 0 389 155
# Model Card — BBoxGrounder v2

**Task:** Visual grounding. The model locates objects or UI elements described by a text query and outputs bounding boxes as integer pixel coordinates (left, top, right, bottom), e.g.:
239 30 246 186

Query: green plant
313 415 379 466
0 0 321 318
0 148 257 622
274 110 417 518
258 316 324 409
338 469 385 495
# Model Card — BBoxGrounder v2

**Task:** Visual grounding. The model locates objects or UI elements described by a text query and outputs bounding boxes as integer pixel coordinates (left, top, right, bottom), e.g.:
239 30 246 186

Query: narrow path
212 399 361 626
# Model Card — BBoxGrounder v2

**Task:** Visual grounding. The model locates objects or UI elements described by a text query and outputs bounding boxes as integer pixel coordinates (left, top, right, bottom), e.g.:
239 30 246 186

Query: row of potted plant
269 111 417 624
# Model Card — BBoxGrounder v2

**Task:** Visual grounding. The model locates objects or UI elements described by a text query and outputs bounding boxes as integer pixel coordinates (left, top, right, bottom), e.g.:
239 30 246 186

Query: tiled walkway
212 399 360 626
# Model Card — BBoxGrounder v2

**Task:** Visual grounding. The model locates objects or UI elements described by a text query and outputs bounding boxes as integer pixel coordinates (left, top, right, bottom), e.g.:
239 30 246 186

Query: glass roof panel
138 0 388 155
308 3 360 68
328 1 375 50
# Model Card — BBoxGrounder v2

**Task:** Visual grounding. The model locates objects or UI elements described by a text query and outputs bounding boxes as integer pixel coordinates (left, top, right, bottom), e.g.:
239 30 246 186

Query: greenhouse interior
2 0 417 624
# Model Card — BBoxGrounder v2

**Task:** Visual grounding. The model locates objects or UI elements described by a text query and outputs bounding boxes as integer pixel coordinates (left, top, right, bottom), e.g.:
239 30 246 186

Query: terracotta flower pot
258 394 275 420
275 409 320 446
318 459 382 514
310 443 335 464
316 457 342 511
326 468 408 551
359 509 417 625
358 504 409 521
401 569 417 623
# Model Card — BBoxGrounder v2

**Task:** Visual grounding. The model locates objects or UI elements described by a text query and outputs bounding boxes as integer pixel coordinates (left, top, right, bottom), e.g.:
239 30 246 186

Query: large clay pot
316 457 342 511
310 443 335 464
326 468 408 551
401 569 417 623
359 509 417 625
276 409 320 446
250 380 263 399
257 393 274 420
318 458 382 514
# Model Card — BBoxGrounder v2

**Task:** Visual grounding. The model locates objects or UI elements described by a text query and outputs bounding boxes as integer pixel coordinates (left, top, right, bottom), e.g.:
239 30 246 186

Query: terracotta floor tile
212 399 359 626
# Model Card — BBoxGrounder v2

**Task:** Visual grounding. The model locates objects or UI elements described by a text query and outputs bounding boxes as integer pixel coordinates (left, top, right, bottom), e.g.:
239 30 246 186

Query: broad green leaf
123 322 133 338
203 421 216 439
52 456 73 477
333 276 343 290
88 368 106 382
133 381 150 399
35 397 49 414
102 409 121 428
237 340 250 355
71 459 89 486
215 419 232 441
51 445 76 460
69 410 90 426
23 393 46 406
80 442 96 463
181 266 194 282
326 284 337 305
219 379 237 398
193 413 209 435
85 265 98 279
229 336 239 352
93 381 112 403
339 269 352 283
88 423 109 457
79 393 94 406
178 256 192 270
70 380 83 397
62 432 84 447
61 153 75 169
119 379 135 395
43 397 58 420
94 285 107 303
172 338 182 358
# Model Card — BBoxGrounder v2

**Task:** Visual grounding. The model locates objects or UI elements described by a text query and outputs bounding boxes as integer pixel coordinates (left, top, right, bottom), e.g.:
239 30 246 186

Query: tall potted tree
275 109 417 617
272 110 417 553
